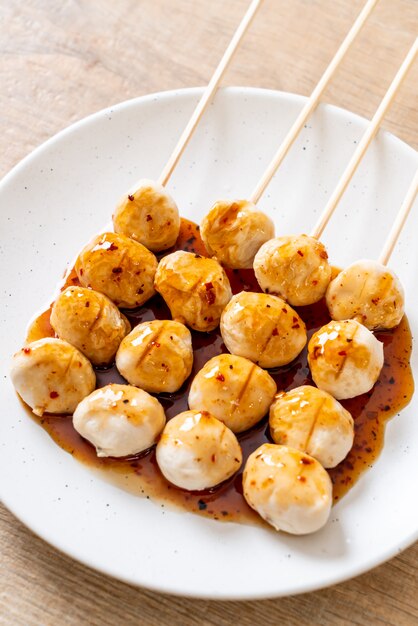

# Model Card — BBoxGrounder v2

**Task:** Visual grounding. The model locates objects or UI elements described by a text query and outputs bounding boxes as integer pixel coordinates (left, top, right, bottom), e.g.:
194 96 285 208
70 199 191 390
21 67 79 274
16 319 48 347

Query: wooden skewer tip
157 0 263 188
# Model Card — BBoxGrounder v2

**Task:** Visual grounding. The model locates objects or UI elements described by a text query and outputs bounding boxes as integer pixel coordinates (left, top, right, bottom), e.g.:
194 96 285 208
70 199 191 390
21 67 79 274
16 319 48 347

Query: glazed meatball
254 235 332 306
75 232 157 308
269 386 354 468
189 354 277 433
200 199 275 268
113 179 180 252
326 259 405 330
156 410 242 491
220 291 307 368
308 319 384 400
10 338 95 416
243 444 332 534
50 286 130 366
154 250 232 332
73 384 166 458
116 319 193 393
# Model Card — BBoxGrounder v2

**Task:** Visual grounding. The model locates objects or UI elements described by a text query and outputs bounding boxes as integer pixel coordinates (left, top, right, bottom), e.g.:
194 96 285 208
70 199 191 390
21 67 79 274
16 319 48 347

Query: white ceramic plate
0 87 417 600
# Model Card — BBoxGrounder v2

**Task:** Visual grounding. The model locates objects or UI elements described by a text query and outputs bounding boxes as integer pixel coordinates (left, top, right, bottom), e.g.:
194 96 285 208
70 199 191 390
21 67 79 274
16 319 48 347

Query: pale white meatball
116 320 193 393
326 259 405 330
200 199 275 269
73 384 166 458
75 232 157 309
254 235 332 306
269 386 354 468
220 291 307 368
154 251 232 332
243 444 332 534
113 179 180 252
156 410 242 491
10 338 96 416
189 354 276 433
308 319 384 400
50 286 131 366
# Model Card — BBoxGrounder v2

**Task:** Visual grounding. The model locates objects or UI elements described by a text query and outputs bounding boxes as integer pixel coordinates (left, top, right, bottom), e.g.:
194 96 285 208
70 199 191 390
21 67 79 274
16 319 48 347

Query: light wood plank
1 1 417 623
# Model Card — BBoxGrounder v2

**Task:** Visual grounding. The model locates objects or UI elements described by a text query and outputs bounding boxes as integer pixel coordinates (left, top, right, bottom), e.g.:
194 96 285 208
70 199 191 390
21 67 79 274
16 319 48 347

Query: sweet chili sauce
25 219 414 525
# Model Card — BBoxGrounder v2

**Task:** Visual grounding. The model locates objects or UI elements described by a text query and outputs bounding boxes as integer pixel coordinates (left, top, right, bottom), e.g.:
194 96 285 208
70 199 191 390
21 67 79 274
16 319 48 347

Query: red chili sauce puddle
26 219 414 525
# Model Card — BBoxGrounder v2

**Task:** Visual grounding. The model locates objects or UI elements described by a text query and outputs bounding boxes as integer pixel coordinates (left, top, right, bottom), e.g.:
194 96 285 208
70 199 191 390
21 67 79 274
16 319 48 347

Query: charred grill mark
134 322 167 369
230 364 257 417
304 397 326 451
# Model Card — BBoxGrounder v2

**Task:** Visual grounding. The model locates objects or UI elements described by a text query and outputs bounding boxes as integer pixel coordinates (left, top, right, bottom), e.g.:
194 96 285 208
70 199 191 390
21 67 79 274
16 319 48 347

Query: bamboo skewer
158 0 263 188
379 166 418 265
311 37 418 240
249 0 380 205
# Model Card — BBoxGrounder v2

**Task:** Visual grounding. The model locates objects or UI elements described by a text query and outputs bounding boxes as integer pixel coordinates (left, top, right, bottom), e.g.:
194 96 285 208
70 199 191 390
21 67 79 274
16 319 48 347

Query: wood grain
1 1 417 624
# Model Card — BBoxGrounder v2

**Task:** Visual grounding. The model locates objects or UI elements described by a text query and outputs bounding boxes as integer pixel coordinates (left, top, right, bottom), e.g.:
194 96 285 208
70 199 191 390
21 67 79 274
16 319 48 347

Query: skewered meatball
254 235 332 306
308 319 384 400
243 444 332 534
269 386 354 468
189 354 277 433
156 410 242 491
75 232 157 309
113 179 180 252
73 384 166 458
50 286 130 366
326 259 405 330
116 320 193 393
10 338 96 416
200 199 275 269
220 291 307 368
154 250 232 332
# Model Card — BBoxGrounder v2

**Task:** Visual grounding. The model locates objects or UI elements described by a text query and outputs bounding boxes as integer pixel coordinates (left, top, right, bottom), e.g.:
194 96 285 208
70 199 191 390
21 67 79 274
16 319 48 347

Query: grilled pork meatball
189 354 276 433
50 286 130 366
254 235 332 306
243 444 333 534
154 250 232 332
269 385 354 468
113 179 180 252
75 232 157 309
326 259 405 330
156 410 242 491
220 291 307 368
116 320 193 393
201 199 275 269
73 384 166 458
10 338 95 416
308 319 384 400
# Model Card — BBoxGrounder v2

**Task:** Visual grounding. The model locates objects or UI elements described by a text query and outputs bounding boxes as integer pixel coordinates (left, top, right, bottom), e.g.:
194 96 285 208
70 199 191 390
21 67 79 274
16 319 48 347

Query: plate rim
0 85 417 600
2 85 417 189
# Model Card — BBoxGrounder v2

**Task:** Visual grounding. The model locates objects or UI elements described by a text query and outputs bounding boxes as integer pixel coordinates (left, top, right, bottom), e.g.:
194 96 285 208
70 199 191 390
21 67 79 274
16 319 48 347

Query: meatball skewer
10 338 96 416
116 320 193 393
200 0 379 270
220 291 307 368
112 0 263 252
243 444 333 535
188 354 277 433
156 410 242 491
73 384 166 458
326 166 418 330
50 286 131 366
154 250 232 332
253 39 418 307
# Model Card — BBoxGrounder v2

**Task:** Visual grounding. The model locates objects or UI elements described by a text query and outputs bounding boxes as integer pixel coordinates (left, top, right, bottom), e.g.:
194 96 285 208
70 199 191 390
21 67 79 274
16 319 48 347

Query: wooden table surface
1 1 417 624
